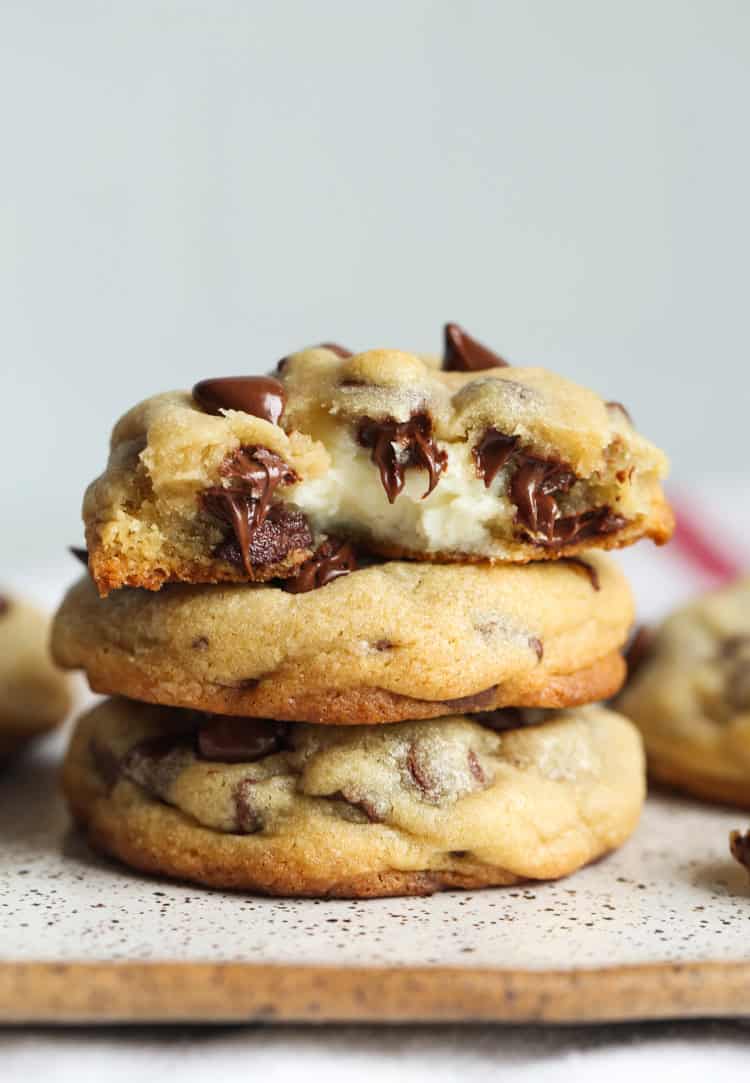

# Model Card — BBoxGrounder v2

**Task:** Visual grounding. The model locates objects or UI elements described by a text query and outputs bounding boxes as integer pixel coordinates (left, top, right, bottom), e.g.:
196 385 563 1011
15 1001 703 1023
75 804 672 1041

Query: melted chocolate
198 718 289 763
443 323 509 371
193 376 287 425
562 557 601 591
69 547 89 567
357 413 448 503
510 457 576 540
474 707 546 733
329 789 384 823
201 446 308 576
473 429 519 487
283 537 358 594
234 778 263 834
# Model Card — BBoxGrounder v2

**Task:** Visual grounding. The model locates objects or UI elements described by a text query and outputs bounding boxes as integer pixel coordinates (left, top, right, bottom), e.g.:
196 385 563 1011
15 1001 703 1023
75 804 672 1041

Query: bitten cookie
52 554 633 724
82 325 671 596
618 578 750 808
63 698 646 898
0 592 72 759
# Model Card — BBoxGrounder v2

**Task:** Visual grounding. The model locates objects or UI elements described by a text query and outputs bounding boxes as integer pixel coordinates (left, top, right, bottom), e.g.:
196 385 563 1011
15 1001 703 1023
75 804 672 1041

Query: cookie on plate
0 592 72 759
618 578 750 808
52 554 633 724
82 326 672 596
64 697 645 897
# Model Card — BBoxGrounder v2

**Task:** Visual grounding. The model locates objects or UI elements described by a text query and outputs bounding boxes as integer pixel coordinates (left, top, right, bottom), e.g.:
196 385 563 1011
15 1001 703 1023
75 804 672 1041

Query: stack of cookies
52 325 672 898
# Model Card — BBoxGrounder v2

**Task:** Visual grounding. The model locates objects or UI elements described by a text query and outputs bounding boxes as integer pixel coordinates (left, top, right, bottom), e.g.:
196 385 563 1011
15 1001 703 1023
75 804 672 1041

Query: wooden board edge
0 960 749 1024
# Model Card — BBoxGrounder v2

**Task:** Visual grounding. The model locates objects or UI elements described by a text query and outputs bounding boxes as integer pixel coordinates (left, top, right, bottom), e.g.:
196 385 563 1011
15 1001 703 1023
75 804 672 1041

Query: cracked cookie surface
52 554 632 724
0 593 72 759
64 697 645 897
618 578 750 807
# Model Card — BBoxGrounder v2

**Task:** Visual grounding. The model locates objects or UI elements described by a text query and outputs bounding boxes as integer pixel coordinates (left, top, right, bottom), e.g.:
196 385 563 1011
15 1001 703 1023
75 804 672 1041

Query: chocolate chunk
474 708 546 732
202 446 310 576
443 323 509 371
607 401 633 425
0 595 9 618
319 342 353 358
406 743 437 798
283 537 358 594
357 413 447 503
473 429 519 488
197 718 289 763
213 503 313 572
562 557 601 591
191 636 209 651
234 778 263 834
328 789 385 823
511 456 576 541
69 547 89 568
374 639 393 651
122 734 195 796
441 686 499 712
730 829 750 871
550 507 627 547
529 636 544 661
88 738 121 789
624 626 653 682
467 749 485 783
192 376 287 425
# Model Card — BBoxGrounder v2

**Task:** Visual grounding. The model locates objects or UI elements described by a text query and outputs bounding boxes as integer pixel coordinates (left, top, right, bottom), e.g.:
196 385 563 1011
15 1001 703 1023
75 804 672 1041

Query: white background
1 0 749 570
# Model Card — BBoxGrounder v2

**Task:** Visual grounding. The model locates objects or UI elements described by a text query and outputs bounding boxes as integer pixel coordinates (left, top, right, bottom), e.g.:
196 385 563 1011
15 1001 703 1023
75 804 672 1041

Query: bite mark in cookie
357 414 448 503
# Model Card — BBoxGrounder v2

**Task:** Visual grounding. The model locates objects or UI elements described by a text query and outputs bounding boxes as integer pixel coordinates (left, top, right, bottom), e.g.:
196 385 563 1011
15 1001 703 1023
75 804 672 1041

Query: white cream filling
289 431 513 554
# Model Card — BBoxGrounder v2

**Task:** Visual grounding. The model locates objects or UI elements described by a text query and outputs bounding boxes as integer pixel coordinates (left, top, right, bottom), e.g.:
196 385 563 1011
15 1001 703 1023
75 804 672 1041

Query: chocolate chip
319 342 353 358
443 323 509 371
197 718 289 763
473 429 519 488
192 376 287 425
234 778 263 834
374 639 393 652
406 743 437 797
730 829 750 871
441 686 499 712
328 789 385 823
202 446 310 576
467 749 485 784
214 503 313 573
122 734 195 796
562 557 601 591
357 413 447 503
282 537 357 594
474 708 546 732
511 456 577 541
69 547 89 568
191 636 209 651
529 636 544 661
607 401 633 425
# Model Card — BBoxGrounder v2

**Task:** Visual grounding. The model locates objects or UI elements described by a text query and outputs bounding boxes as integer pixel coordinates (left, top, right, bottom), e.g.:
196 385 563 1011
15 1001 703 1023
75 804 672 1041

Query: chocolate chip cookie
82 325 672 596
63 697 645 897
52 554 632 724
618 578 750 807
0 593 73 759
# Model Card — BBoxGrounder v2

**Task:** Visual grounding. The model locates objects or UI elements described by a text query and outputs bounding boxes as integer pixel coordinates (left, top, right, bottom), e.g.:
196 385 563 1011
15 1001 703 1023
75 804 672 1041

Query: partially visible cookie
618 578 750 808
63 698 645 897
52 554 633 724
730 829 750 874
0 592 72 759
81 327 671 597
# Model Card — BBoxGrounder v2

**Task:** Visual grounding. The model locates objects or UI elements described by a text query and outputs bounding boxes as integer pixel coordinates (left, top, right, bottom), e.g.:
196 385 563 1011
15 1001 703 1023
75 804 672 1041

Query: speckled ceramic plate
2 720 749 1025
